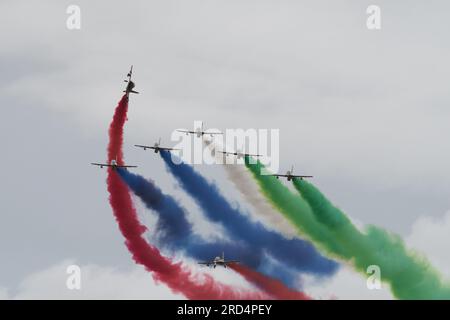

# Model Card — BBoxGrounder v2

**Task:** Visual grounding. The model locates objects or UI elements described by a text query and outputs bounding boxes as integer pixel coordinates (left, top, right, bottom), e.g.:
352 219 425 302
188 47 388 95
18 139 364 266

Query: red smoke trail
107 95 128 164
229 264 311 300
106 95 268 299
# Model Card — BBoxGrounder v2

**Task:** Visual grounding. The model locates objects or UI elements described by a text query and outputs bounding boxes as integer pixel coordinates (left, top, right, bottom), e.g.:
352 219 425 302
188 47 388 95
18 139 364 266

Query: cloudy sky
1 1 450 299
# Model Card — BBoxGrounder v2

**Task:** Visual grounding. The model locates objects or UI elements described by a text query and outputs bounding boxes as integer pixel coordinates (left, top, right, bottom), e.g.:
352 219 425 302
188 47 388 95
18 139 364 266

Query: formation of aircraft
123 65 139 96
135 138 180 153
91 159 137 170
198 252 239 269
177 122 222 138
91 67 314 272
270 165 313 181
218 149 261 159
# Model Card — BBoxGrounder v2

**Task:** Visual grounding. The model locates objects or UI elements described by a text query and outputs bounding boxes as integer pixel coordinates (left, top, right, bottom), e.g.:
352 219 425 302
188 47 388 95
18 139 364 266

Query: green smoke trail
246 157 450 299
294 178 450 299
244 157 349 258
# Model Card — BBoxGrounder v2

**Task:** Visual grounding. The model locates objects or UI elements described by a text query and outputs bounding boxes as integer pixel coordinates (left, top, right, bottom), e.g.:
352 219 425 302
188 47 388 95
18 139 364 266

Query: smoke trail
244 157 348 257
160 150 339 277
117 168 262 266
107 96 128 163
117 168 304 292
105 95 268 299
229 264 311 300
203 139 298 239
245 157 450 299
292 179 450 299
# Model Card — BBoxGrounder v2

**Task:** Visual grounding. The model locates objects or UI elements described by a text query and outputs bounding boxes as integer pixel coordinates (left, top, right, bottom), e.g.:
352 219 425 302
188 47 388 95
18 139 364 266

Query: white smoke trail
204 138 298 239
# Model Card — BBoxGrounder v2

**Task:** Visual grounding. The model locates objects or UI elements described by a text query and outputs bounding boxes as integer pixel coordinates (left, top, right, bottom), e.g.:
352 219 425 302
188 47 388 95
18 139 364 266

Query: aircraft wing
158 147 181 151
292 175 313 179
91 163 137 168
197 261 211 265
134 144 153 149
270 174 288 177
91 163 112 167
224 260 239 264
134 145 179 152
177 129 195 134
245 153 261 157
205 131 223 135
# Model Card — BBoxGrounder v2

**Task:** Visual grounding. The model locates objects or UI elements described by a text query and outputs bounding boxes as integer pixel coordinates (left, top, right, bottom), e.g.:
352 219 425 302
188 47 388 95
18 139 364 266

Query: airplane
270 165 313 181
198 252 239 269
177 122 222 138
218 149 262 159
123 65 139 96
91 159 137 170
134 138 181 153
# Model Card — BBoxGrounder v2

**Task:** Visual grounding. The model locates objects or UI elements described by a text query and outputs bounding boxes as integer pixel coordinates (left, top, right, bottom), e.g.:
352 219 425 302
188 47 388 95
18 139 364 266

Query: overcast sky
1 1 450 299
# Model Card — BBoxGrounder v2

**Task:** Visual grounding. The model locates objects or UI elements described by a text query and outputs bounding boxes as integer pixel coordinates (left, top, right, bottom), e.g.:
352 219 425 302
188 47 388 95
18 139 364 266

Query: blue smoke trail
117 168 298 286
160 151 339 276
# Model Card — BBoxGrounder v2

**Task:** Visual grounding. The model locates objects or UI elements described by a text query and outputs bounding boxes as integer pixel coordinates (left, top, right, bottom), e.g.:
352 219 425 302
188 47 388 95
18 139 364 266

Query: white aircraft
270 165 313 181
177 122 222 138
91 159 137 170
198 252 239 269
218 149 261 159
123 65 139 97
134 138 180 153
